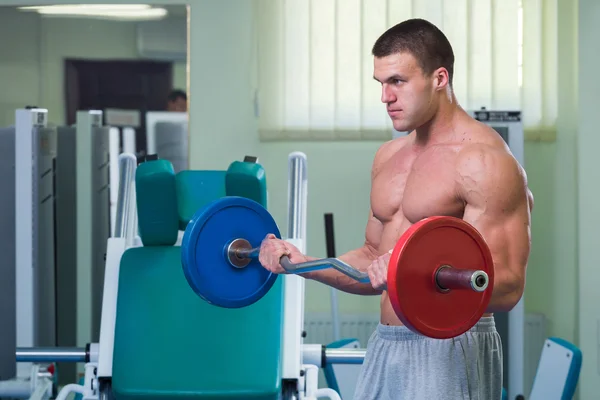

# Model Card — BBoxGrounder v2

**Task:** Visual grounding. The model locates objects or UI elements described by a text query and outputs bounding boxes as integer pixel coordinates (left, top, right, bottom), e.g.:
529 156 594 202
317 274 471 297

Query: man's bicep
463 202 530 259
463 203 531 292
459 148 532 289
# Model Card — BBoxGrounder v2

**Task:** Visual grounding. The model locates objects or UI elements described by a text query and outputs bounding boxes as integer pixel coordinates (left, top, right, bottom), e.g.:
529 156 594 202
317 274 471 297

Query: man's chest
371 147 465 223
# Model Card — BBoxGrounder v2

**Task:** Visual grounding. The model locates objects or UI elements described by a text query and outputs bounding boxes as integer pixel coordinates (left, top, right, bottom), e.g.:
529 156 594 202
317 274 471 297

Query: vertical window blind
256 0 557 140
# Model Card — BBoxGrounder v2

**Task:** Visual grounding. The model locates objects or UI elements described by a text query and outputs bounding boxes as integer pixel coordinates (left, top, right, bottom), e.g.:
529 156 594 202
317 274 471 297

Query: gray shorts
353 317 502 400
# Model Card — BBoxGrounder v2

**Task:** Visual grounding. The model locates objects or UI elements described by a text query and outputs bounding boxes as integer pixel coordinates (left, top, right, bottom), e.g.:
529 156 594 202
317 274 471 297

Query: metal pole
324 348 366 364
113 153 137 239
324 213 341 341
287 152 307 242
16 347 87 363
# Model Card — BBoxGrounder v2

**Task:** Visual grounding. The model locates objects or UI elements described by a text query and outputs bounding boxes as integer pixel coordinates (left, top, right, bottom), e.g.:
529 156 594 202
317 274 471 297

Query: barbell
181 196 494 339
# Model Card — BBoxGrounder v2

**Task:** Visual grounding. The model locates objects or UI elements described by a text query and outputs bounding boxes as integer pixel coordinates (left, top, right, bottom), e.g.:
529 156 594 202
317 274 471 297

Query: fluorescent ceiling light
17 4 168 21
19 5 151 12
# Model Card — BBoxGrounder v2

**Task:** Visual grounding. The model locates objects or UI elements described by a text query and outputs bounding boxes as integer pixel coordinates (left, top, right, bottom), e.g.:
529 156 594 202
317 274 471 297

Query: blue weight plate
181 196 281 308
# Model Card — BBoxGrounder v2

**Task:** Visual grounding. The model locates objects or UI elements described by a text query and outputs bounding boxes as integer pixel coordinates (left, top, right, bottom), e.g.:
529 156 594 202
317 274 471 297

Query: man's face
373 52 436 132
167 97 187 112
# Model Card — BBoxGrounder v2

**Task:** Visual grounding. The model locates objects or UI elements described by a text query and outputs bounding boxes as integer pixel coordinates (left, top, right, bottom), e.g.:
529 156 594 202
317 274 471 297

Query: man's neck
414 94 463 145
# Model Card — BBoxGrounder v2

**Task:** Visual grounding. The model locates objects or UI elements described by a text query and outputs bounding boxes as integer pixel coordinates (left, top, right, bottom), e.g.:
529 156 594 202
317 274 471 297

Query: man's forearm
299 247 381 295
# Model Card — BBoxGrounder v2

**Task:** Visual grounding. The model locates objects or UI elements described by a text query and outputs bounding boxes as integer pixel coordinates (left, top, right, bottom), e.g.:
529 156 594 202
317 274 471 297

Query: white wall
0 6 187 127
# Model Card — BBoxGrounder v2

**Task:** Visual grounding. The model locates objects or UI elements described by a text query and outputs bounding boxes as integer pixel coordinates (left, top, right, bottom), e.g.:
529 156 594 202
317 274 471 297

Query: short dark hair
372 19 454 86
168 89 187 102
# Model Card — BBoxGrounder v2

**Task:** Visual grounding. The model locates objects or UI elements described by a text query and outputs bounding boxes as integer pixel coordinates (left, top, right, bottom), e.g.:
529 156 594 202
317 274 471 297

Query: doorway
65 59 173 155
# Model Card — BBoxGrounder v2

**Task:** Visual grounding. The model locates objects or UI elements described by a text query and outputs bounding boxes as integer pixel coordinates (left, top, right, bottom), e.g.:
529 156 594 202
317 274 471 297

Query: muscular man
259 18 533 399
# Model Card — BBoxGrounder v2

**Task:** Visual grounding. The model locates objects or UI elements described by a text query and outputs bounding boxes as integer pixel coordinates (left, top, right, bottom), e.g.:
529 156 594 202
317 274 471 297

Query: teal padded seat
112 159 284 400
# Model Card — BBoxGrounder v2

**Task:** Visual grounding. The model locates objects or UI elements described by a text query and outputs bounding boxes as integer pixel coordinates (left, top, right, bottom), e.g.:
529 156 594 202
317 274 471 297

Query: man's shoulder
374 135 410 161
455 140 527 195
371 136 409 174
454 117 518 165
456 141 520 173
455 140 531 213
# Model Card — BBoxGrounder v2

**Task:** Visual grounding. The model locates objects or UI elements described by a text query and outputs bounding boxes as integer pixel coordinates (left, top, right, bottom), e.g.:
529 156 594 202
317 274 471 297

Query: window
256 0 557 141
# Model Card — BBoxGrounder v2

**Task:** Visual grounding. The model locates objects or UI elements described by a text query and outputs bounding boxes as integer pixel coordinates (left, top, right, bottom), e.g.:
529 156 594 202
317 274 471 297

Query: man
166 89 187 112
259 18 533 399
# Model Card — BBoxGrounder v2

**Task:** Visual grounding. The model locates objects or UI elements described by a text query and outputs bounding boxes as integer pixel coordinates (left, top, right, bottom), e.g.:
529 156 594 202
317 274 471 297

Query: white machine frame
108 126 136 235
15 108 48 380
75 110 104 353
3 109 110 400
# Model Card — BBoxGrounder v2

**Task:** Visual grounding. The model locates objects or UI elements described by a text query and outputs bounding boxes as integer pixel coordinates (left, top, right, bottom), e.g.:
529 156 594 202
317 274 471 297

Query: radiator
524 312 547 395
305 312 548 394
303 312 379 347
304 313 548 365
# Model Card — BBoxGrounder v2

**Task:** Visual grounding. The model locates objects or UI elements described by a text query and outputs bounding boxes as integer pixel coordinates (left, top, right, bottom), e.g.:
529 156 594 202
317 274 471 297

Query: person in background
167 89 187 112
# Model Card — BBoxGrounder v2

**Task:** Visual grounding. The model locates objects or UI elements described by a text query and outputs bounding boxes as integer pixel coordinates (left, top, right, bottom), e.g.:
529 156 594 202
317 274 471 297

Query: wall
0 6 187 127
257 141 383 314
523 0 579 346
578 0 599 397
184 0 383 315
186 1 259 170
0 9 40 125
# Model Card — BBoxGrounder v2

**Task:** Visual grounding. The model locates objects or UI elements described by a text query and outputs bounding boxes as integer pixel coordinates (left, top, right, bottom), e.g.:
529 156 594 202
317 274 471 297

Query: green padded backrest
176 159 268 229
176 170 226 230
135 160 179 246
226 160 267 206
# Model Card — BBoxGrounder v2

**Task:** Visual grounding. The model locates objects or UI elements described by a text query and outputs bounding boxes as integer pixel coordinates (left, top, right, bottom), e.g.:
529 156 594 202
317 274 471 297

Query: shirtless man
259 18 533 399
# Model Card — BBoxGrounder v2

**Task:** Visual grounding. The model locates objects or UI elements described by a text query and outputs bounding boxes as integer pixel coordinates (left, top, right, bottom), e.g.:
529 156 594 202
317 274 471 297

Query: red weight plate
387 216 494 339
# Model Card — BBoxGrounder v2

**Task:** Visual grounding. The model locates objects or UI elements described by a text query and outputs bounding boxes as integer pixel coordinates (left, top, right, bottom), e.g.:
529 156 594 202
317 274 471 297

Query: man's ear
433 68 450 90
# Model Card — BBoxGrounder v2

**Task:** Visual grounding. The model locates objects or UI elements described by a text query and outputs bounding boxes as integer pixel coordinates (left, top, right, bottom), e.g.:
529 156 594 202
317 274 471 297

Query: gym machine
0 108 116 396
0 108 57 398
104 108 136 236
56 110 111 344
8 152 136 400
145 111 188 173
0 122 17 384
12 151 366 400
55 110 112 384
